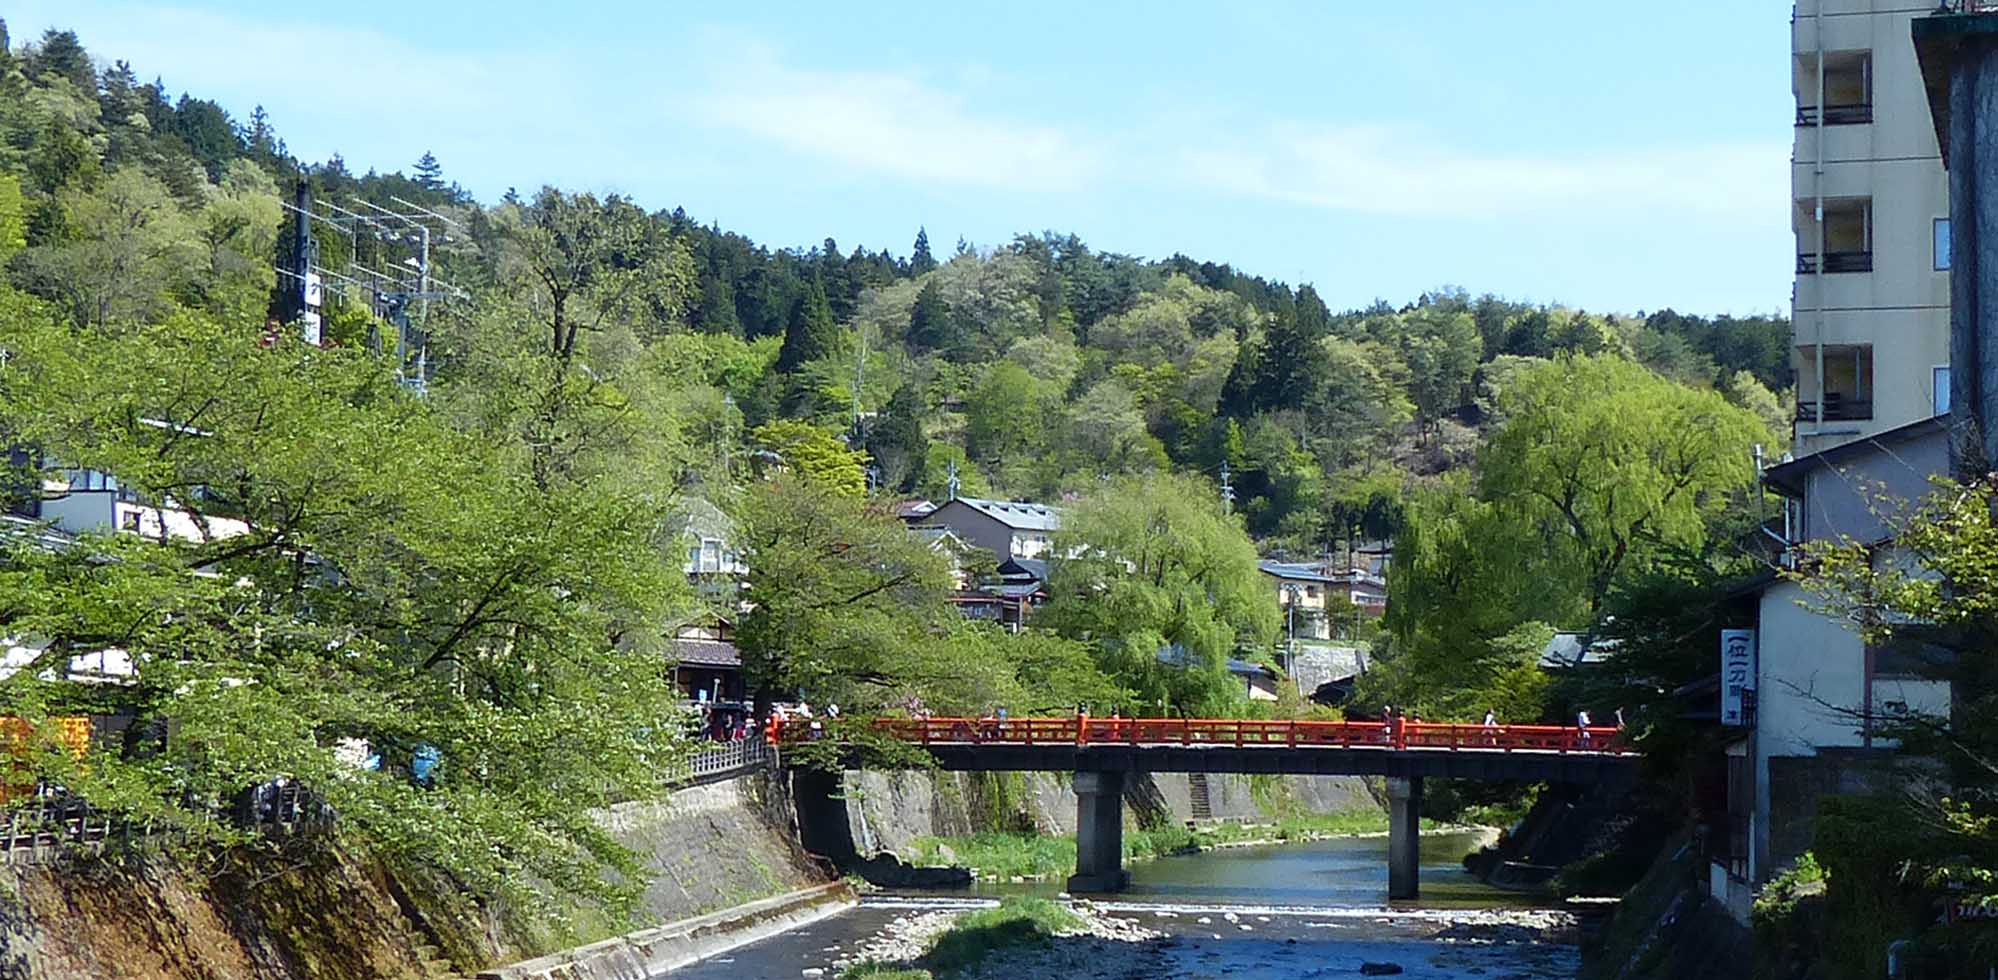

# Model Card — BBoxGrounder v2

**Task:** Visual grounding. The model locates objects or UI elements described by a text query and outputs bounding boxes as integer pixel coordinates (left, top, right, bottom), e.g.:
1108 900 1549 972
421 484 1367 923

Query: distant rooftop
943 496 1061 531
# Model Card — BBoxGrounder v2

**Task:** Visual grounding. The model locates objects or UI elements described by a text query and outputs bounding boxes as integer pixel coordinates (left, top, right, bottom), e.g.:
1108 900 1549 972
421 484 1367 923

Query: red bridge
773 716 1637 899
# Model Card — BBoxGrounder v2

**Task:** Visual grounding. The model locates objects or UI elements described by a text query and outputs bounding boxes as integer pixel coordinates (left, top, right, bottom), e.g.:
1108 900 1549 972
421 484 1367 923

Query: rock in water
1359 963 1405 976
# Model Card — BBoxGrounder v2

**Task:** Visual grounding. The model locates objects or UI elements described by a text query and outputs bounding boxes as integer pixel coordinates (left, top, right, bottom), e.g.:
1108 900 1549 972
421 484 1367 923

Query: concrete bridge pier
1387 776 1423 900
1066 770 1129 893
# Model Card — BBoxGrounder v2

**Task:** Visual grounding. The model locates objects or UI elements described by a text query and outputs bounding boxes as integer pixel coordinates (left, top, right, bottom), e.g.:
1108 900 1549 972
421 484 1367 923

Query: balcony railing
1797 251 1872 274
1796 103 1873 126
1939 1 1998 13
1797 398 1874 423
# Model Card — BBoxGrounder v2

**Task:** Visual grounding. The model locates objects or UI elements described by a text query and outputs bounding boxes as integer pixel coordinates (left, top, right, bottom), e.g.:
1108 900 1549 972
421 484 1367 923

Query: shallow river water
667 831 1579 979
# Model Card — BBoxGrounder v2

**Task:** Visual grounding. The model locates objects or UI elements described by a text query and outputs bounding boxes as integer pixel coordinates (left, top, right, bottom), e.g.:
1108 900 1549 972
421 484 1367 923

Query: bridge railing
774 717 1632 754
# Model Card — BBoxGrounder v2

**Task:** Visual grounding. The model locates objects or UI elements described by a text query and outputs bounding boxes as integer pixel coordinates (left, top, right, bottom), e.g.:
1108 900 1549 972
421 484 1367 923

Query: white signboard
301 272 323 345
1721 629 1756 726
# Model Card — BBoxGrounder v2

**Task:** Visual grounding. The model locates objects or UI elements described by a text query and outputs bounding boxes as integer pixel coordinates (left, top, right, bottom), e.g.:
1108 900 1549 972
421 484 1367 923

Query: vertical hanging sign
1721 629 1756 726
302 272 323 346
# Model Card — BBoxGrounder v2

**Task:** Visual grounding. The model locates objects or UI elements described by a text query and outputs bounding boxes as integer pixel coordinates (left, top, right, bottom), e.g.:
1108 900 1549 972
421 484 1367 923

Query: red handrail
769 716 1632 755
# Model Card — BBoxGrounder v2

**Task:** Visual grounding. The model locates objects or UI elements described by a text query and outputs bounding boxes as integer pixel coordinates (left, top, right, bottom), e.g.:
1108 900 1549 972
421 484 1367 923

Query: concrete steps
1187 772 1213 821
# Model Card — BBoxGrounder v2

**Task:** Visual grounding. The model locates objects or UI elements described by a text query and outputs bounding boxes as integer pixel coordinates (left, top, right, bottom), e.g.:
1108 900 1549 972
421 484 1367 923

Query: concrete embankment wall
1579 835 1751 980
840 770 1379 855
0 768 828 980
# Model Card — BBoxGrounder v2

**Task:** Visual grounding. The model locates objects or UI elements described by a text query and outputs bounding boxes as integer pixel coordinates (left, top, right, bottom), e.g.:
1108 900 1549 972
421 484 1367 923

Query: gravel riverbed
789 900 1580 980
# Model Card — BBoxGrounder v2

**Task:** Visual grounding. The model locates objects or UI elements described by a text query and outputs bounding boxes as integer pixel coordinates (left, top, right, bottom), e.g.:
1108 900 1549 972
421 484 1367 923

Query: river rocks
1359 963 1405 975
832 902 1166 980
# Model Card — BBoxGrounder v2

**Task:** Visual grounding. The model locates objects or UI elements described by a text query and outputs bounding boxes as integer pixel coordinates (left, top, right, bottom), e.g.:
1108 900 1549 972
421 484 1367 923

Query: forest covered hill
0 22 1791 558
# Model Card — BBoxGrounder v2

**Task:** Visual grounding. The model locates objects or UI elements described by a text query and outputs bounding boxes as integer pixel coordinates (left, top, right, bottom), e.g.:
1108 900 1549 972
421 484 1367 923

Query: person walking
1576 708 1593 747
1483 707 1499 747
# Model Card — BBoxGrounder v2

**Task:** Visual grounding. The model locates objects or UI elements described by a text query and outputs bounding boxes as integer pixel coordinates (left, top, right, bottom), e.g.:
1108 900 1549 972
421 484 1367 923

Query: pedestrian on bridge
1576 708 1593 747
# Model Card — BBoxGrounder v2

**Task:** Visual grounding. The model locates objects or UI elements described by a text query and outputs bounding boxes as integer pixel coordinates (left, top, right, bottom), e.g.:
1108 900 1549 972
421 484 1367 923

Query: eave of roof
1761 416 1947 498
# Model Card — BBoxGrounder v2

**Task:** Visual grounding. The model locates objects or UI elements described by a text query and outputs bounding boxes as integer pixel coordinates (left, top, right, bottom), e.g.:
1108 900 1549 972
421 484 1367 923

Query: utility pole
1220 461 1236 512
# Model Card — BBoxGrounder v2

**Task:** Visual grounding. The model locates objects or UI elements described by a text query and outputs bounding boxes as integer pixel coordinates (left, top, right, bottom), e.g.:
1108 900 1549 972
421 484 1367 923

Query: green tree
487 186 696 364
732 476 956 715
0 299 693 915
1039 472 1278 716
867 382 929 491
413 150 445 191
905 278 964 357
752 419 867 498
11 169 201 329
1478 354 1765 632
1396 306 1482 435
776 277 839 373
910 226 937 275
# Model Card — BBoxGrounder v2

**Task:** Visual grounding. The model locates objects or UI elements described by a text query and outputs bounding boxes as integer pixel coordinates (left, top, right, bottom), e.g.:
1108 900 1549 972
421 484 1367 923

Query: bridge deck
774 717 1636 782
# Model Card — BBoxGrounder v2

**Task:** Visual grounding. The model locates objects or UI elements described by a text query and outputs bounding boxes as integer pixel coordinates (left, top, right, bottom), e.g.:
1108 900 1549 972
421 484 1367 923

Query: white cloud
1180 123 1788 220
692 47 1100 193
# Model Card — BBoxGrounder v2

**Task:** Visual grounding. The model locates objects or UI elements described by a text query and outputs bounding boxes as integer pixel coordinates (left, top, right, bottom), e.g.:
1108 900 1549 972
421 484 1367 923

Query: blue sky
16 1 1792 316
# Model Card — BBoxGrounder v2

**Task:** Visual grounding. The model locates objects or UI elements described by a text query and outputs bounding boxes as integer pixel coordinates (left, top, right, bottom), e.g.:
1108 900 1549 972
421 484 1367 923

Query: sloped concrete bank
475 882 855 980
0 768 829 980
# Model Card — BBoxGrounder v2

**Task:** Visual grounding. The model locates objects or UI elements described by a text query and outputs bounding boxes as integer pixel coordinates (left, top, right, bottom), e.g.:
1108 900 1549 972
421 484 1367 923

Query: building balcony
1797 251 1872 274
1795 103 1872 127
1796 397 1874 423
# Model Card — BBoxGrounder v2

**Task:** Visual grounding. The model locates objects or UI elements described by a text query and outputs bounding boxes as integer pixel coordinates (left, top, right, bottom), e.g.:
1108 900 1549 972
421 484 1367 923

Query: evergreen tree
776 277 838 372
1247 301 1330 413
414 151 445 191
1295 284 1333 338
694 271 740 336
27 30 93 91
910 227 937 275
905 279 963 357
868 382 929 491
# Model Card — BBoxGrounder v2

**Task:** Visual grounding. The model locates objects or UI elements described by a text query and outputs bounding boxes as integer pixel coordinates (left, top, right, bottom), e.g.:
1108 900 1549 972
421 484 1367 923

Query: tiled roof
0 514 74 553
673 638 741 668
944 496 1061 531
998 557 1048 582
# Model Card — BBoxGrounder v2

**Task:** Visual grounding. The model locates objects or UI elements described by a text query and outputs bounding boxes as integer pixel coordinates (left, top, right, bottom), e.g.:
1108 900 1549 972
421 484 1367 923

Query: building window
1936 365 1952 417
1936 217 1952 271
1799 345 1873 423
1798 199 1872 274
1796 51 1873 126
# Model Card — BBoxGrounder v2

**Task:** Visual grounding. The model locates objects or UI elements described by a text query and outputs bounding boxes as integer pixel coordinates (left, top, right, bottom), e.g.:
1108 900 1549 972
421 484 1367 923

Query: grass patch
904 809 1399 880
838 897 1082 979
908 832 1076 880
838 966 932 980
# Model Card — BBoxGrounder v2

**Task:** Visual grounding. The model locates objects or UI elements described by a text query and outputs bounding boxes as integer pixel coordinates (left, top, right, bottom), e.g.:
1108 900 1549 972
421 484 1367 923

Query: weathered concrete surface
604 768 827 926
841 770 1381 857
0 845 470 980
474 882 854 980
0 768 828 980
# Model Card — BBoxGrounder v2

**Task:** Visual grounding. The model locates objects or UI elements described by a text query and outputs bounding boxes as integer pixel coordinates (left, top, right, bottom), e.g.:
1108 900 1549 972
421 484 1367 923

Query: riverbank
904 814 1491 883
676 896 1582 980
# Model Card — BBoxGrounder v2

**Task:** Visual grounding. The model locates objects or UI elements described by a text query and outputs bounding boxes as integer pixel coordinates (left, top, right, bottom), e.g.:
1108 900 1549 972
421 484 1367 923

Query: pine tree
910 227 937 275
906 279 961 356
414 151 444 192
29 30 93 91
776 277 838 372
868 382 930 491
1249 301 1331 413
695 271 741 336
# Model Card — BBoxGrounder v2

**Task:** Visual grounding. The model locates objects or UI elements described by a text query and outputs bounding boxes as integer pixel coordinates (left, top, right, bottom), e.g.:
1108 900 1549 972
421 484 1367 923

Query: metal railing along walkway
773 716 1633 755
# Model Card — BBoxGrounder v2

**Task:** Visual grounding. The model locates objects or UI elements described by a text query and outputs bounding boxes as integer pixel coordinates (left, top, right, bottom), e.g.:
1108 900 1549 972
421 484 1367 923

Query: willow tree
1039 472 1277 716
1478 354 1765 635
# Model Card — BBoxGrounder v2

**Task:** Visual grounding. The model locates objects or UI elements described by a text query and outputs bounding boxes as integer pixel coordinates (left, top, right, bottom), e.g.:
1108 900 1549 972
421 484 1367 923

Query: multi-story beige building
1792 0 1953 452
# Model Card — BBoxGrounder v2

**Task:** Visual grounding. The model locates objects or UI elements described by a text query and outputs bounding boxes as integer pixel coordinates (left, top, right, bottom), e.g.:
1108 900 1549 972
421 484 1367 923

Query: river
667 830 1581 979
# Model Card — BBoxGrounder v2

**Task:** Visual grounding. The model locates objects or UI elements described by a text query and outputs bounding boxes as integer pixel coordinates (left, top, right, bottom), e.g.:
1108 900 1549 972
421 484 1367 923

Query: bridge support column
1066 770 1129 893
1387 776 1422 901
